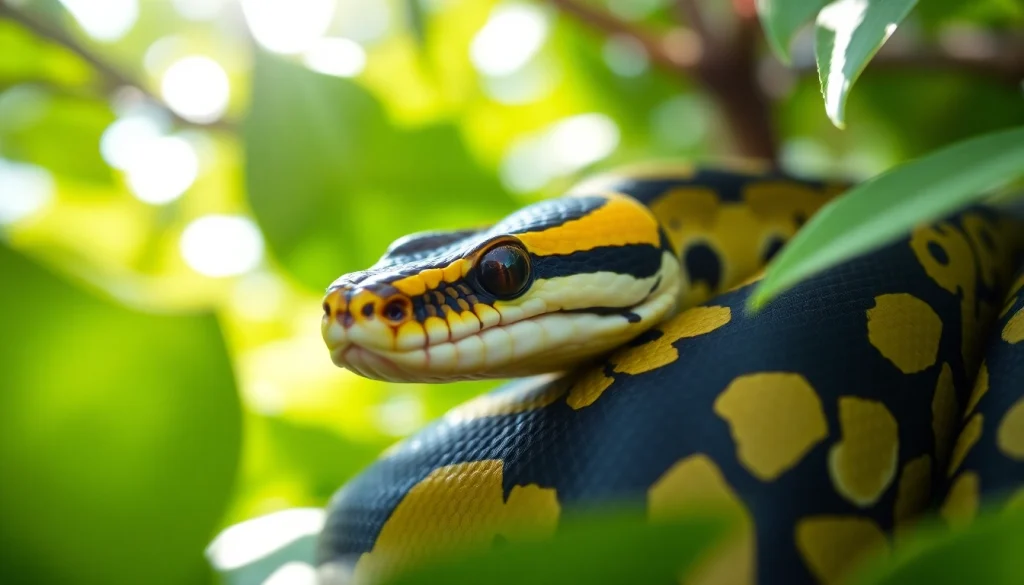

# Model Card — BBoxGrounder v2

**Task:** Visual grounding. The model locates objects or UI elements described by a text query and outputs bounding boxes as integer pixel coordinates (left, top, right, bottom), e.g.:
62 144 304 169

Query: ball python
316 165 1024 585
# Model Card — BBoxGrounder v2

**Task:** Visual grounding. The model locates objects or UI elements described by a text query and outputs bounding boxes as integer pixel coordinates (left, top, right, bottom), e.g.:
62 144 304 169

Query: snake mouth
327 289 678 383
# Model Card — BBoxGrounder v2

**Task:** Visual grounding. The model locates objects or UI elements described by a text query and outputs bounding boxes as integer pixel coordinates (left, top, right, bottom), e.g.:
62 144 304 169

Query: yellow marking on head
940 472 979 528
473 304 501 328
421 268 443 290
948 413 983 477
714 372 828 481
611 306 731 375
565 368 615 410
795 516 889 585
964 362 989 418
866 293 942 374
1004 307 1024 343
997 396 1024 460
828 397 899 507
932 363 959 466
395 321 426 351
392 275 427 297
893 455 932 539
445 375 566 423
351 460 560 584
456 298 470 311
648 454 754 585
515 194 660 257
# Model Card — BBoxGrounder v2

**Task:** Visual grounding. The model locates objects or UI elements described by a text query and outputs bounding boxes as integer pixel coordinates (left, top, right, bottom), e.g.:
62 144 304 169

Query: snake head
321 194 681 382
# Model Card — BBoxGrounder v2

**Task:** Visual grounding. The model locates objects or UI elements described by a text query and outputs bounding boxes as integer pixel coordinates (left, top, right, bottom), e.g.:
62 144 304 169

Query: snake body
316 166 1024 585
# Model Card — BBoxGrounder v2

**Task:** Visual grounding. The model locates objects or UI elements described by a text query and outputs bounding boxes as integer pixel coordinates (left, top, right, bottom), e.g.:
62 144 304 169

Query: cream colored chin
331 286 679 383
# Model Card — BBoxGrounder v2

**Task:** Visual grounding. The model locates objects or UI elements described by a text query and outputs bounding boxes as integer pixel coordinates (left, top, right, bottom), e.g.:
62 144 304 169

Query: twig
0 1 233 130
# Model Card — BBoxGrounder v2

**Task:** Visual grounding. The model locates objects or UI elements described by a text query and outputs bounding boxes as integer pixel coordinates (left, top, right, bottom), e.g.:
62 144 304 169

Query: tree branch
866 37 1024 86
0 1 233 130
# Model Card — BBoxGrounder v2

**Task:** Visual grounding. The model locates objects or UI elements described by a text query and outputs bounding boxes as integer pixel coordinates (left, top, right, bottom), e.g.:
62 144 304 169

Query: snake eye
476 242 531 299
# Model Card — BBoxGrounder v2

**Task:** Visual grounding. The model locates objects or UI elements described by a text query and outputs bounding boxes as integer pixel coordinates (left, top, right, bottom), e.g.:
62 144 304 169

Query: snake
315 165 1024 585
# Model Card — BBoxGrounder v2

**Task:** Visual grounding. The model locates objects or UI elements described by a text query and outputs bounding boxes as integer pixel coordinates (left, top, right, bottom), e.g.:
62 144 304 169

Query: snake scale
315 165 1024 585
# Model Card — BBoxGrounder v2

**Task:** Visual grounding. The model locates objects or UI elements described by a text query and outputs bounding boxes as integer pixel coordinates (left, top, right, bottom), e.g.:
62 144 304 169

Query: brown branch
548 0 778 163
0 0 233 130
866 38 1024 86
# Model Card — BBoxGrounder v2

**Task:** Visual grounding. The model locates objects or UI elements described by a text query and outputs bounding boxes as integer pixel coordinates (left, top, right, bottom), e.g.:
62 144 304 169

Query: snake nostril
323 301 331 317
362 302 376 318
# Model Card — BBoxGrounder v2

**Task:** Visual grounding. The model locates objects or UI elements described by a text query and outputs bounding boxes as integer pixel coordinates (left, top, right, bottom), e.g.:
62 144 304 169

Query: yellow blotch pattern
893 455 932 534
611 306 731 376
648 454 754 585
1004 307 1024 344
940 472 980 528
910 224 982 369
866 293 943 374
392 259 471 296
997 397 1024 460
714 373 828 481
828 397 899 507
516 194 661 257
964 362 989 419
565 368 616 410
948 413 984 477
795 516 889 585
932 363 959 465
353 460 560 584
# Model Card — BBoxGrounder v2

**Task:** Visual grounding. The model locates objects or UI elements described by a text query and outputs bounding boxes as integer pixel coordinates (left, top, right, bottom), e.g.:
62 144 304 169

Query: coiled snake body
317 166 1024 585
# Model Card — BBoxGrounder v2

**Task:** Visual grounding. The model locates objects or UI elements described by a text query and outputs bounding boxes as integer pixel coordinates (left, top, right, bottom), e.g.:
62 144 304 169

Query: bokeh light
0 159 54 225
180 215 265 278
470 4 550 77
603 35 650 77
171 0 228 21
161 56 231 124
303 38 367 78
124 135 200 204
57 0 138 42
263 562 319 585
240 0 336 55
206 508 324 571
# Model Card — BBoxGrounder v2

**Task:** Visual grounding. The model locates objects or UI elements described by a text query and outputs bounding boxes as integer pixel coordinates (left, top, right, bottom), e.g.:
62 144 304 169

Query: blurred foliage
0 0 1021 584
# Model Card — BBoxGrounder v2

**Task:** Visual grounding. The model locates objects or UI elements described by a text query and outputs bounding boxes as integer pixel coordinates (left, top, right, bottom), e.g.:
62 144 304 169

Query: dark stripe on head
494 196 609 235
532 244 664 280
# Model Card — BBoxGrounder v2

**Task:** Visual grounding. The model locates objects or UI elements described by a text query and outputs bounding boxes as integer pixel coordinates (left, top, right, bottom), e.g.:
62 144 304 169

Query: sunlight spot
180 215 265 278
125 136 199 204
651 95 707 149
500 114 620 193
547 114 620 172
303 38 366 77
58 0 138 42
603 35 649 77
233 272 286 321
206 508 325 571
172 0 227 21
264 562 319 585
144 36 187 77
471 4 549 76
240 0 335 55
481 62 557 105
375 393 426 437
161 56 231 124
100 114 166 171
0 159 54 225
248 379 285 416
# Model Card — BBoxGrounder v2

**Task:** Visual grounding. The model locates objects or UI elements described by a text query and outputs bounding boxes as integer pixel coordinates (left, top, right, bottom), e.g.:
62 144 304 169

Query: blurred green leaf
815 0 918 128
852 507 1024 585
756 0 831 63
244 52 517 291
0 244 242 585
383 508 731 585
751 125 1024 308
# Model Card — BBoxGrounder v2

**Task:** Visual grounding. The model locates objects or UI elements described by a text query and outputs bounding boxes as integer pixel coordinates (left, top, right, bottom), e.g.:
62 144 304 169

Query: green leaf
852 507 1024 585
0 244 242 585
244 52 517 291
815 0 918 128
750 125 1024 309
382 508 731 585
756 0 831 64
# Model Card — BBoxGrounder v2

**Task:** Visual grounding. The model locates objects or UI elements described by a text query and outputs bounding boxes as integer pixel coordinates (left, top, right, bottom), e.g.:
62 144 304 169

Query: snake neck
577 166 848 309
